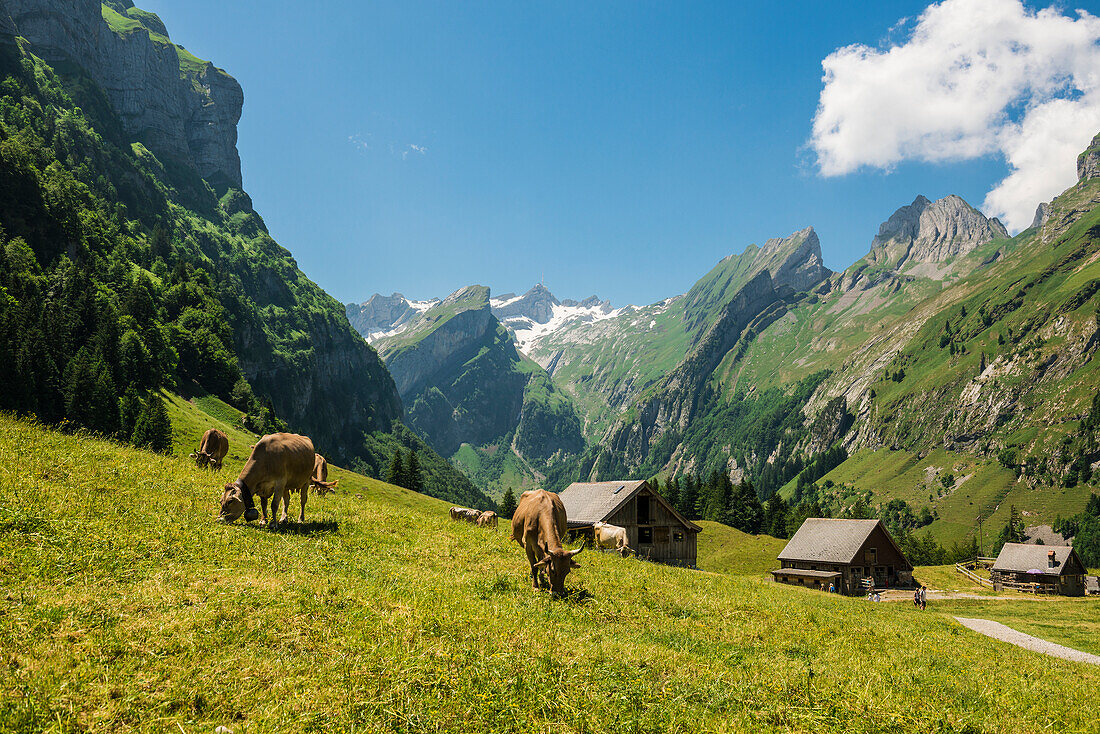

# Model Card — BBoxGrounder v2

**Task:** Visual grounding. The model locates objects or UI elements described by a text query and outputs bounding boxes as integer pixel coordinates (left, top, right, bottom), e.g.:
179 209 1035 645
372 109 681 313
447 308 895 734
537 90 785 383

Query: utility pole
976 514 983 560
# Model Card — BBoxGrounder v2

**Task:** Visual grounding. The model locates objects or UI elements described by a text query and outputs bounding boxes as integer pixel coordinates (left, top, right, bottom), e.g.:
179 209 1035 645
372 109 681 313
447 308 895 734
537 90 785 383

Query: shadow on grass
562 587 596 605
238 519 340 536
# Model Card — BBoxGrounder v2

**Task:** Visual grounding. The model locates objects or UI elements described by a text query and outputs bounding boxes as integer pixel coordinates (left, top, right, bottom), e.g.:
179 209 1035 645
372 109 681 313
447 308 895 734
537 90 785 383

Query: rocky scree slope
0 2 488 507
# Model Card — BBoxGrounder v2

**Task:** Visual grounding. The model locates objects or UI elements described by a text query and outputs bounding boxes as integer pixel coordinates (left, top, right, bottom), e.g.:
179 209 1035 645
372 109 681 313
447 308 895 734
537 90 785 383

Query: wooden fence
954 561 995 588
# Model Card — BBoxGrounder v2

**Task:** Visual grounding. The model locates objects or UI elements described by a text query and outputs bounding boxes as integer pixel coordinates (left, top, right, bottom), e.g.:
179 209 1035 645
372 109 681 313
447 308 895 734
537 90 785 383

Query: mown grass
1 414 1098 733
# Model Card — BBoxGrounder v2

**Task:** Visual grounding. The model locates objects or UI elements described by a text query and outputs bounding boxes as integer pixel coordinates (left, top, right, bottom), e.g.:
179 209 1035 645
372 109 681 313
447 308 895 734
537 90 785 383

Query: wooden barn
991 543 1087 596
559 480 701 567
772 518 913 594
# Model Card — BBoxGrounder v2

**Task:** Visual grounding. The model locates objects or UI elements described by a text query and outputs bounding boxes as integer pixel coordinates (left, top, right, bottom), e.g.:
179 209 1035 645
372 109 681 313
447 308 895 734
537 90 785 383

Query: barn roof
992 543 1084 575
559 480 702 532
771 568 841 579
778 518 904 565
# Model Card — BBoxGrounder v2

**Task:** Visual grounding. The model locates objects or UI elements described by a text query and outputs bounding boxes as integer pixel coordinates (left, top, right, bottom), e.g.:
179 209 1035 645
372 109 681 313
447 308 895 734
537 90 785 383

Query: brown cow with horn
511 489 583 596
310 454 338 496
219 433 316 529
190 429 229 471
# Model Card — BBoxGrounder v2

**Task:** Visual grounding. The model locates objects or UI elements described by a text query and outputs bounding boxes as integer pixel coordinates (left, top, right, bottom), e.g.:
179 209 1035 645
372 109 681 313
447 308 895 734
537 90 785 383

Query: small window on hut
639 527 653 544
637 496 651 524
673 531 684 542
865 548 877 564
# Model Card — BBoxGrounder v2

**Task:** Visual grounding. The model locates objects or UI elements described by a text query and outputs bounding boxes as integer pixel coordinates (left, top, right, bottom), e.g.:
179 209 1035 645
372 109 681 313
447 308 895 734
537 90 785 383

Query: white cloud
348 133 371 152
811 0 1100 231
402 144 427 160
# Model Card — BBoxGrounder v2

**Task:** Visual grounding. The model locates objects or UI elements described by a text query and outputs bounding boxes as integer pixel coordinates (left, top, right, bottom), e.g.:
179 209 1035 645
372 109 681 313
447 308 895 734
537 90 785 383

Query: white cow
593 521 632 557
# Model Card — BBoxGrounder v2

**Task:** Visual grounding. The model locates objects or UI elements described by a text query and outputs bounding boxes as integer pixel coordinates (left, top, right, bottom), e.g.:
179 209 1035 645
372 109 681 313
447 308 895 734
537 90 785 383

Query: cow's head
190 450 212 468
534 544 584 596
219 482 259 523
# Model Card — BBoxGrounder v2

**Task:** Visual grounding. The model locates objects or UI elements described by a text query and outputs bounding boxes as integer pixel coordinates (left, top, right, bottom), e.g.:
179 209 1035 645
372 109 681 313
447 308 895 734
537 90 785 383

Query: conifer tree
499 487 518 518
406 450 423 493
131 394 171 454
385 449 404 487
664 477 679 513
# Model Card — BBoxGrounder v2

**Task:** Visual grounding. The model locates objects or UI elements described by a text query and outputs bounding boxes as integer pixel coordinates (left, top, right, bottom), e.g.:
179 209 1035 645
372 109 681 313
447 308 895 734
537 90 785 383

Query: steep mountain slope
0 1 488 507
364 286 584 496
580 197 1017 501
529 227 832 442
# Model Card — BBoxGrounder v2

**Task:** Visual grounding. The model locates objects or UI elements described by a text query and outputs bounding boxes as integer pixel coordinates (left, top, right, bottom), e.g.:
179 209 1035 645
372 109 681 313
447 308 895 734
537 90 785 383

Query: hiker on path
919 586 927 610
913 588 921 609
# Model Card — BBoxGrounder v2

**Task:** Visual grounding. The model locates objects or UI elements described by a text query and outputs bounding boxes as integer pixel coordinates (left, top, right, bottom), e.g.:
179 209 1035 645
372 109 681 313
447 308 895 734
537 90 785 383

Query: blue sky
143 0 1100 307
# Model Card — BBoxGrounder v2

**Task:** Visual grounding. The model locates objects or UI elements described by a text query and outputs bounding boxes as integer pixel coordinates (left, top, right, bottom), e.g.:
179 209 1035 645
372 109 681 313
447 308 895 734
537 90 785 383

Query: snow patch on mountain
503 301 626 354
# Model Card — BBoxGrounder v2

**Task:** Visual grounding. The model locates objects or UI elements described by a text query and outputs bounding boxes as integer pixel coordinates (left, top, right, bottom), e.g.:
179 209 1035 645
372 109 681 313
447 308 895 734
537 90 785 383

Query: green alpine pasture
2 414 1098 733
781 447 1094 549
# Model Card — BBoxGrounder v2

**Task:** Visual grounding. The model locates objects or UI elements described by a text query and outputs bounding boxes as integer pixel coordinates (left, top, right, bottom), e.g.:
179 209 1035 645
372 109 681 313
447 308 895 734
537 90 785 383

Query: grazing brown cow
310 454 338 496
449 506 464 521
511 489 583 596
476 510 498 529
190 429 229 471
219 433 316 529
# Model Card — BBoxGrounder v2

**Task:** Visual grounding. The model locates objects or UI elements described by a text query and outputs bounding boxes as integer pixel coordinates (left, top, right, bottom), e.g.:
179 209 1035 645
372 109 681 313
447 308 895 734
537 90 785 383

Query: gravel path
954 617 1100 666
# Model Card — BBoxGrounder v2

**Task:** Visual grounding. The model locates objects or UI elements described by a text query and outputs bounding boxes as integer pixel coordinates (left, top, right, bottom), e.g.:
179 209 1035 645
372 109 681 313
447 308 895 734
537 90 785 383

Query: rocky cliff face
1077 132 1100 182
346 293 435 343
491 284 560 325
3 0 243 185
866 195 1007 270
596 270 788 472
757 227 832 293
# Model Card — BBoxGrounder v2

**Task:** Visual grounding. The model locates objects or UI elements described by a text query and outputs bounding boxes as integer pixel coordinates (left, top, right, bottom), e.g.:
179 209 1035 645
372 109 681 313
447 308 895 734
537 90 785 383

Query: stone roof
992 543 1083 575
778 518 889 564
558 481 701 531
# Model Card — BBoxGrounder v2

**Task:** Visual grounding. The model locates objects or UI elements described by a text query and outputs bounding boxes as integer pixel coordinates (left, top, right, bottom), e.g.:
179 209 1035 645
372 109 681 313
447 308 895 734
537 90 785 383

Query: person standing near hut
913 587 921 609
918 585 927 610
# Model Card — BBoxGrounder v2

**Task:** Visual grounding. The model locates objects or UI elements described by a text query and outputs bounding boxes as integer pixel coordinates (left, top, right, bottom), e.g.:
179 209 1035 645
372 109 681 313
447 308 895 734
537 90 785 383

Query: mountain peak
868 194 1007 270
491 284 561 325
1077 131 1100 182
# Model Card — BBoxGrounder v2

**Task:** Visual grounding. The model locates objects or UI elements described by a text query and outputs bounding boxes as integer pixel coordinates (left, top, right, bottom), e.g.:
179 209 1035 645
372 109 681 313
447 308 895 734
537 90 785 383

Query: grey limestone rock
3 0 243 185
868 194 1007 269
1077 132 1100 182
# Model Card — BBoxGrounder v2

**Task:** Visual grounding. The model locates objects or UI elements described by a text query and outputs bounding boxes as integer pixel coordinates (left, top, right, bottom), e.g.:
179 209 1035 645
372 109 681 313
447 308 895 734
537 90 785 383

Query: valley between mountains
348 177 1100 553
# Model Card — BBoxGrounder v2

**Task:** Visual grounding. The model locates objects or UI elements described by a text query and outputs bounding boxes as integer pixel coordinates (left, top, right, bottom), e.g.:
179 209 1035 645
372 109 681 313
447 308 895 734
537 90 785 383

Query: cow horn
568 543 585 557
189 453 197 459
533 556 551 568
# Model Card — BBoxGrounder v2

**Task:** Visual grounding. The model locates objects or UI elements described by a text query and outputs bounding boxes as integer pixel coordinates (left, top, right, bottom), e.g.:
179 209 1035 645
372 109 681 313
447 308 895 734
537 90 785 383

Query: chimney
1048 550 1057 568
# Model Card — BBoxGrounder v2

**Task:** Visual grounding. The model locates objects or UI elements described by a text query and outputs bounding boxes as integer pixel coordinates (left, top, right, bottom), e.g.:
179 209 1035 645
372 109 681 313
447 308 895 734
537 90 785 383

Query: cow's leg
279 488 290 524
269 488 282 530
525 548 540 590
298 484 308 523
260 494 270 525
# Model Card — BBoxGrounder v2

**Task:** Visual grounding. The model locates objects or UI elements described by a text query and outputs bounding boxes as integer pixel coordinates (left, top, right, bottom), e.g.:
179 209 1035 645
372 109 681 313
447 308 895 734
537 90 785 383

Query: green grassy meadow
1 414 1099 733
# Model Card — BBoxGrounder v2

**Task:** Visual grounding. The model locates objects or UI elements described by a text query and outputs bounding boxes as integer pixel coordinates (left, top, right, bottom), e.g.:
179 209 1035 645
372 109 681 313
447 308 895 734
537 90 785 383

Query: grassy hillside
781 448 1093 548
695 520 787 575
2 416 1097 733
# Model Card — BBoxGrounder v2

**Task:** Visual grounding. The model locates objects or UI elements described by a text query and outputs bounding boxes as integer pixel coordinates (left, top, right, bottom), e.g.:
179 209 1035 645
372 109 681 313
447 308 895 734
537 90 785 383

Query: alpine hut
773 518 913 594
990 543 1087 596
558 480 701 567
